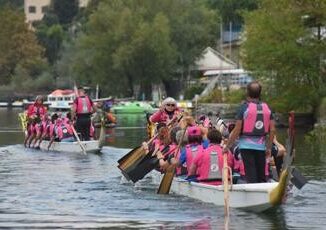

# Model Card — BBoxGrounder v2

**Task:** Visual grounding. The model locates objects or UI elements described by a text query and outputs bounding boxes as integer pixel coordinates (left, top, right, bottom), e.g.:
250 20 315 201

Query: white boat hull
150 170 289 212
39 140 100 153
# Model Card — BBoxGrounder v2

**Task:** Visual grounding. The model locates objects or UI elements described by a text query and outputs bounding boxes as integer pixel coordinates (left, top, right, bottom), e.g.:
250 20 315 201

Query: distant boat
111 101 155 114
11 101 24 107
39 140 101 153
47 89 76 111
0 102 8 107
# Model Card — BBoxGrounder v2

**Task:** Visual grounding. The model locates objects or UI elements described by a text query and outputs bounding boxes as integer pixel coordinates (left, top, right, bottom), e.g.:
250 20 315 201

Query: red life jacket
76 96 92 114
242 102 271 136
55 123 73 140
27 104 47 118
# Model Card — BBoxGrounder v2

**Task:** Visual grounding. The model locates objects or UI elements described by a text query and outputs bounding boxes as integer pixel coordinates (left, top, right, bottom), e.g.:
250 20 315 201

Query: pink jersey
185 144 204 176
55 121 73 140
193 144 234 185
149 108 181 124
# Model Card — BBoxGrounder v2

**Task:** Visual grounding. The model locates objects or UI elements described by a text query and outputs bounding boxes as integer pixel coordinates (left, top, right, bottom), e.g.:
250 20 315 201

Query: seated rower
48 117 75 149
159 126 205 177
149 97 181 125
188 128 234 185
270 135 286 178
42 114 56 141
32 114 51 148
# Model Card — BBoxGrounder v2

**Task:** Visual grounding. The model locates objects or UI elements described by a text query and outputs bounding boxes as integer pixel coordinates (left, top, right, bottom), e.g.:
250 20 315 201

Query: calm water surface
0 108 325 229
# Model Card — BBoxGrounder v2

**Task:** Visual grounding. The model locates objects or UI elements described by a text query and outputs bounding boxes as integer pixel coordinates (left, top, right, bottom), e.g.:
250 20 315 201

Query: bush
224 88 246 103
0 85 14 101
11 71 55 93
198 89 223 103
184 85 204 100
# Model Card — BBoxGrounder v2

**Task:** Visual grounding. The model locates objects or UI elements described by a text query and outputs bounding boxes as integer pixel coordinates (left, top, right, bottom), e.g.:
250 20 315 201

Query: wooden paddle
118 113 183 172
157 125 188 194
118 133 159 171
71 125 87 155
223 153 230 229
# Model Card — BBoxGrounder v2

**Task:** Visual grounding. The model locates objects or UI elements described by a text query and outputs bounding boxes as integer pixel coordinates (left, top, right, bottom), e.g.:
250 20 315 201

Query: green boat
111 101 156 114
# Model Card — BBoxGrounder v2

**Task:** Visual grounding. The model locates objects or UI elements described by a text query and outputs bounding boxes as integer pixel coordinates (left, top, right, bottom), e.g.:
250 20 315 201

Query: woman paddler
188 128 234 185
156 125 206 177
149 97 181 124
24 95 47 148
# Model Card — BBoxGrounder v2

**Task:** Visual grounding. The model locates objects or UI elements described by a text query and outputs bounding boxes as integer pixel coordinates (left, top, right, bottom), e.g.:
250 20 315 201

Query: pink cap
187 126 201 137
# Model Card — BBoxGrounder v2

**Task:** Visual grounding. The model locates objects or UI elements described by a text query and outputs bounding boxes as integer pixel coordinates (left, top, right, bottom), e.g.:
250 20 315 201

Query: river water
0 108 325 229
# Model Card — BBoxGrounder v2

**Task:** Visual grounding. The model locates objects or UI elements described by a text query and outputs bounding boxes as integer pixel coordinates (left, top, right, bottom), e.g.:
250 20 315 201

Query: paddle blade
157 167 175 194
291 167 308 190
118 146 146 171
126 156 159 183
117 146 141 164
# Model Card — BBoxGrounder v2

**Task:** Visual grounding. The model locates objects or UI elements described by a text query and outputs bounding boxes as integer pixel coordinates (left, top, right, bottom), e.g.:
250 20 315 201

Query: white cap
162 97 176 105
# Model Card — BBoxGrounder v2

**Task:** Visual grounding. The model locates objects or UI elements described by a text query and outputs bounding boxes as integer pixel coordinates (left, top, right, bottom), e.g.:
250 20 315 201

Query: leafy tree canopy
242 0 326 112
0 0 23 9
207 0 258 25
51 0 79 25
66 0 218 98
0 7 45 85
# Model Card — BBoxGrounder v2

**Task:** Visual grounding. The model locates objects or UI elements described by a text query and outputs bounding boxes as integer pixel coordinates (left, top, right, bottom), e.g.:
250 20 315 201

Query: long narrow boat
39 140 101 153
150 168 290 212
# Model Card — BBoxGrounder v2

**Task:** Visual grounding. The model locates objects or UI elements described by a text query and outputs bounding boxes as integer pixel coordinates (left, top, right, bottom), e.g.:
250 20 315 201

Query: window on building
28 6 36 13
41 6 48 13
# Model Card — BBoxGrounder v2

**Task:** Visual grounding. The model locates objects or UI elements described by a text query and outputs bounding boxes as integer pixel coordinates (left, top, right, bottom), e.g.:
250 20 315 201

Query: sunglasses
166 104 176 107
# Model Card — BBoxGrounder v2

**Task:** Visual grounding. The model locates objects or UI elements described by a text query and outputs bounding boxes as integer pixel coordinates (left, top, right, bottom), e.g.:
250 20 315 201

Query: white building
24 0 91 23
24 0 51 22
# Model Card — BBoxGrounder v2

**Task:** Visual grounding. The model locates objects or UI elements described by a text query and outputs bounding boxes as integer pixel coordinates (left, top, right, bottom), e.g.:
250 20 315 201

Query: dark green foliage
52 0 79 25
0 7 45 85
207 0 258 24
242 0 326 113
184 85 205 100
0 0 23 9
65 0 218 98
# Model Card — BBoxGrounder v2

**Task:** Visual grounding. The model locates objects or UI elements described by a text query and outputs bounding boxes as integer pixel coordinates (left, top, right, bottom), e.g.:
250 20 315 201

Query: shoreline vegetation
0 0 325 129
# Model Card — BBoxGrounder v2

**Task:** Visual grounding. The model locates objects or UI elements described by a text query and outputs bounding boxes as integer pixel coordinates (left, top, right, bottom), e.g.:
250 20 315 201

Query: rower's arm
266 120 276 156
225 120 242 150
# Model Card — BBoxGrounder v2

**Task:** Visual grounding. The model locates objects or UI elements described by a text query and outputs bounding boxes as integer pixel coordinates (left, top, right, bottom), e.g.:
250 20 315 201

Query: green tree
242 0 326 113
0 0 23 9
36 23 64 64
52 0 79 25
207 0 258 25
0 7 45 85
66 0 218 98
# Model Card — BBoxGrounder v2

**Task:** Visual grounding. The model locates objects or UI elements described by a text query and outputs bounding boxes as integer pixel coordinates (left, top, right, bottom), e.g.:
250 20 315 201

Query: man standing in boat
71 87 97 141
223 81 276 183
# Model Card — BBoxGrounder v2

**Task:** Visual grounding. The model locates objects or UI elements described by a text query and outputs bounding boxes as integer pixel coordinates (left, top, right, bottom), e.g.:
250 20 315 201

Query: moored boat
39 140 101 153
111 101 155 114
150 169 290 212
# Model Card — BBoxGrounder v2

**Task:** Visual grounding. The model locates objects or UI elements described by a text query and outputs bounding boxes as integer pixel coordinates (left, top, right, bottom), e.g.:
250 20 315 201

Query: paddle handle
223 153 230 229
71 125 87 155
